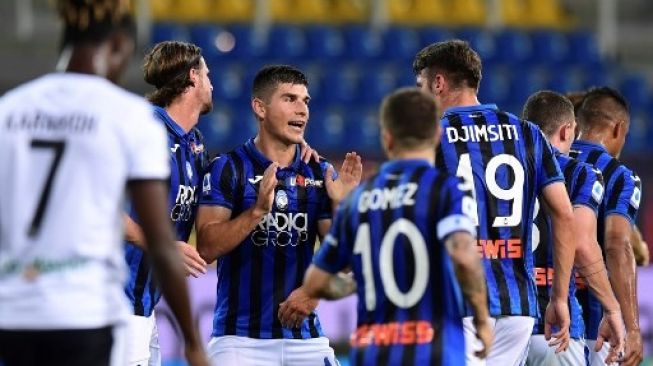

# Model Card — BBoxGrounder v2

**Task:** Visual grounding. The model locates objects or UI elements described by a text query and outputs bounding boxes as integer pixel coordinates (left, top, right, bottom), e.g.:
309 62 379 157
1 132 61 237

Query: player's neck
577 131 608 150
165 99 200 134
389 148 434 166
442 89 480 112
59 44 107 78
253 134 296 167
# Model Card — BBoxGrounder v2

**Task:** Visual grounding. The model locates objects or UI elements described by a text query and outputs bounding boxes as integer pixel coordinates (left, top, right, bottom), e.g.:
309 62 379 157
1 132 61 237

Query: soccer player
412 40 576 365
522 90 625 365
0 1 207 366
570 87 643 366
122 40 212 366
304 87 492 366
196 65 362 365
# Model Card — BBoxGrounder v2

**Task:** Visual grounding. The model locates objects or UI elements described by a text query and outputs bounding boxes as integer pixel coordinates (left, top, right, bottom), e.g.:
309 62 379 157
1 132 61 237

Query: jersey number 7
28 140 66 237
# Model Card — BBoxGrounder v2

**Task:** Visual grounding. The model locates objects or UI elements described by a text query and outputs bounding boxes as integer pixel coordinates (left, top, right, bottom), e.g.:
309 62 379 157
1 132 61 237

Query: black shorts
0 326 113 366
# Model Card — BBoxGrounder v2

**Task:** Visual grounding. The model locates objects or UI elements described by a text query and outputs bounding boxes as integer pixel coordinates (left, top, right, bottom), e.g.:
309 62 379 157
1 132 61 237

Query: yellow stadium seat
148 0 176 21
525 0 572 28
500 0 529 27
387 0 447 25
331 0 369 24
447 0 486 26
211 0 255 23
170 0 212 22
270 0 331 23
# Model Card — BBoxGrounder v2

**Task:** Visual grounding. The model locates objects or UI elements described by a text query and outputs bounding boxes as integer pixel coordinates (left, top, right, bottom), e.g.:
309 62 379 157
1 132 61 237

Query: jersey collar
379 159 432 174
572 139 608 153
153 106 187 138
244 137 302 170
443 103 498 117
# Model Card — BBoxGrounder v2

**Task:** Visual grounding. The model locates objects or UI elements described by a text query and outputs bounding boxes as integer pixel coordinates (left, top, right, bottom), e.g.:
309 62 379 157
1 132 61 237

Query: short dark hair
522 90 574 137
252 65 308 101
380 88 439 149
577 86 630 133
412 40 482 90
565 91 586 116
143 41 203 107
57 0 136 48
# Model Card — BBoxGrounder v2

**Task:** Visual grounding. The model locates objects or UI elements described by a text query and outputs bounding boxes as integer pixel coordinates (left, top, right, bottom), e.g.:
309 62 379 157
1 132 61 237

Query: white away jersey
0 73 169 329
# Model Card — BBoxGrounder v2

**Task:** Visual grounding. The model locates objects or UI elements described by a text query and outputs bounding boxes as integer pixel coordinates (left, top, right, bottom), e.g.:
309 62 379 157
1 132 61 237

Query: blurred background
1 0 653 364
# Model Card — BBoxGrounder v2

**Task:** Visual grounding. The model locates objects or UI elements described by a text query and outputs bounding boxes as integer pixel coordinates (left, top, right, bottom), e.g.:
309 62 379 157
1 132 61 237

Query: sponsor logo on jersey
190 141 204 155
350 321 435 348
275 190 289 211
202 173 211 194
592 180 604 202
631 186 641 209
186 161 193 180
170 185 197 222
477 238 523 259
288 175 324 188
251 212 308 247
171 144 180 153
248 175 264 185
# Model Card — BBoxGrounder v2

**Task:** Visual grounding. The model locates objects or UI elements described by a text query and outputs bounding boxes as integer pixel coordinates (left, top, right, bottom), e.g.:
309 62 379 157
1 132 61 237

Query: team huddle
0 1 646 366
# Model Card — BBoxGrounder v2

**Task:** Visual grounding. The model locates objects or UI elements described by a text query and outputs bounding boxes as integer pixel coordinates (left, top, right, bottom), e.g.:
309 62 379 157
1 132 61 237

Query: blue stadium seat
306 25 346 60
494 29 533 64
397 69 417 88
567 30 601 65
210 64 246 102
478 66 511 106
227 24 269 60
344 26 385 60
346 107 382 157
546 66 584 93
320 63 361 103
456 28 498 64
383 26 421 61
418 27 455 47
623 106 650 153
198 105 236 152
188 24 228 64
305 107 347 153
530 30 570 65
582 62 615 89
359 64 398 104
620 74 650 112
268 25 308 60
508 65 548 107
151 22 189 45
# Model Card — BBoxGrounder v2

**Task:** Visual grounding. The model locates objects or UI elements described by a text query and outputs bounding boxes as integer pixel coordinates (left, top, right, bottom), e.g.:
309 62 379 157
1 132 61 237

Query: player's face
416 69 443 117
260 83 310 145
194 57 213 115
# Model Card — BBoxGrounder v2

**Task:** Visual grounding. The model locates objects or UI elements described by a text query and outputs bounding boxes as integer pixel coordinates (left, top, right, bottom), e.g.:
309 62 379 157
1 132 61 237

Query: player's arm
124 213 145 249
605 214 641 364
128 179 206 364
445 231 492 359
196 162 278 263
303 266 356 300
632 226 649 266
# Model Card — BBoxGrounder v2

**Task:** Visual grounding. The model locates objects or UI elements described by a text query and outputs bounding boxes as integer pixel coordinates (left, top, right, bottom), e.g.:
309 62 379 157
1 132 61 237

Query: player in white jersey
0 1 208 366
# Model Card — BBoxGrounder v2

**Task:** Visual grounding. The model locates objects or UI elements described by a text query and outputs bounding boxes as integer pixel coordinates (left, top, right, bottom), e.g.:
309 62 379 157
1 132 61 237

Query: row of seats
208 61 645 109
198 100 653 157
147 0 571 28
152 23 602 65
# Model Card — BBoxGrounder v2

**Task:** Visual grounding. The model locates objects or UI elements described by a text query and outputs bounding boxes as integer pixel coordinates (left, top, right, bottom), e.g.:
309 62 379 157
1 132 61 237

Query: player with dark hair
522 90 624 365
571 87 643 366
196 64 362 365
0 1 207 366
304 87 492 366
121 40 213 366
413 40 576 365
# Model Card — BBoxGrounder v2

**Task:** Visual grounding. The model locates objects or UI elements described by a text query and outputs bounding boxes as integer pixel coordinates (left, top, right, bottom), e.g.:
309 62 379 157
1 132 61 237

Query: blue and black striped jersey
569 140 642 340
199 138 332 339
313 159 476 366
436 104 564 318
124 106 209 317
532 151 604 339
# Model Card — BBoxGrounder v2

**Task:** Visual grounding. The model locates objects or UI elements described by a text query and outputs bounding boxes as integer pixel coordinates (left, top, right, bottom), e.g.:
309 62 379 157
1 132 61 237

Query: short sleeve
437 177 477 240
570 166 603 215
533 127 564 192
605 169 641 224
124 104 169 180
199 155 237 209
313 196 353 274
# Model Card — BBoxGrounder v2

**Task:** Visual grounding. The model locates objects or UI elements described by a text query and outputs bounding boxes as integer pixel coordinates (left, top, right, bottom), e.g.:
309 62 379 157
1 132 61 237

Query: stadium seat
212 0 255 23
344 26 385 60
494 29 533 64
456 28 498 65
346 107 382 157
530 30 570 65
227 24 269 60
419 27 456 47
524 0 572 28
188 24 229 64
620 74 650 112
383 26 420 61
508 65 549 106
320 63 361 103
270 0 330 23
567 30 601 65
359 64 398 104
305 107 347 153
448 0 486 26
306 25 346 60
545 66 584 93
198 105 237 153
387 0 447 25
478 66 511 106
268 25 308 60
330 0 370 24
149 0 175 21
151 22 189 45
210 64 246 103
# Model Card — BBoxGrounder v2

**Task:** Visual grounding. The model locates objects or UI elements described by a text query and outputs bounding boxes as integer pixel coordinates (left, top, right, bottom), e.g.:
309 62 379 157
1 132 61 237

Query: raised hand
325 152 363 206
254 162 279 215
